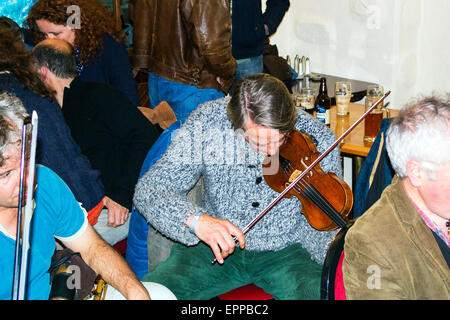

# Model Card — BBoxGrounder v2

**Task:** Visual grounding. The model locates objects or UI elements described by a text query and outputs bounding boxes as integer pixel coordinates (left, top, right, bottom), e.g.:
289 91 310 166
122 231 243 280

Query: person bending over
134 73 342 300
32 38 160 245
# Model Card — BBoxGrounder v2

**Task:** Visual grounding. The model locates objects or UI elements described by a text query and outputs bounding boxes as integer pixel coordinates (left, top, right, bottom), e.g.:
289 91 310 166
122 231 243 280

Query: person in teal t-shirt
0 92 175 300
0 165 87 299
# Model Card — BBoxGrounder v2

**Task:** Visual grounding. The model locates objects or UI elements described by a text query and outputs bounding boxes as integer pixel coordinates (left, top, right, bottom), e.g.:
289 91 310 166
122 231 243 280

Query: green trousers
141 241 322 300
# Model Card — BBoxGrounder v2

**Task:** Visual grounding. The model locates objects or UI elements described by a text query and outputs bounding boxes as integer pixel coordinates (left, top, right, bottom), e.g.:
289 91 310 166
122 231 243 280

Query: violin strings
281 160 346 228
291 181 345 227
303 185 347 227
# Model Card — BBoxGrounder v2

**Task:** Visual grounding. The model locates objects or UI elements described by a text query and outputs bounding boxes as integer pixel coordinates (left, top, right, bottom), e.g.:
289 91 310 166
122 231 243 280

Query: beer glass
335 112 350 138
335 81 352 116
364 84 390 142
292 80 303 109
297 88 316 115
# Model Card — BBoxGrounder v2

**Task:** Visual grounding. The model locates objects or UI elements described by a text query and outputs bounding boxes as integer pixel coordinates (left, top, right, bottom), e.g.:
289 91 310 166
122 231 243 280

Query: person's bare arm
63 224 150 300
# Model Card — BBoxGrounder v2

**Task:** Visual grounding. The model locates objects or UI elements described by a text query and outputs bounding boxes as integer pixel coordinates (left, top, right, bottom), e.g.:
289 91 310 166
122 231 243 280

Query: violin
263 129 352 231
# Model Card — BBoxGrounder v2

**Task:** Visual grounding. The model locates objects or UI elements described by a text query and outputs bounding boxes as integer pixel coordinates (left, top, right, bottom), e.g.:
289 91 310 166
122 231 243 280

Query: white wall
269 0 450 109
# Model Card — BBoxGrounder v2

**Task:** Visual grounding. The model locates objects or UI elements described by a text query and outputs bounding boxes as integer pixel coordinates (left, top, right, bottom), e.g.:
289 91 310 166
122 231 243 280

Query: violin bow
212 91 391 264
12 111 38 300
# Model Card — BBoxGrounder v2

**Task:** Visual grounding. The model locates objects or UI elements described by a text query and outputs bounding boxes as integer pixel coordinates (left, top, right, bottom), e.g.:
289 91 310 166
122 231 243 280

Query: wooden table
330 103 399 157
328 103 399 189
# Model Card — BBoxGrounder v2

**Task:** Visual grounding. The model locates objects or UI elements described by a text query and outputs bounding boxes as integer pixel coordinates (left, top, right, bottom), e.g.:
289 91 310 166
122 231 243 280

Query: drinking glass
292 80 303 109
335 81 352 116
297 88 316 114
364 84 389 142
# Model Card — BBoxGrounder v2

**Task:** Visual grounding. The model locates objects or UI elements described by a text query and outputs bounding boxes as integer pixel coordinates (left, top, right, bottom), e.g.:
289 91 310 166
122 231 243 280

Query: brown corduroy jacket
343 176 450 300
130 0 236 93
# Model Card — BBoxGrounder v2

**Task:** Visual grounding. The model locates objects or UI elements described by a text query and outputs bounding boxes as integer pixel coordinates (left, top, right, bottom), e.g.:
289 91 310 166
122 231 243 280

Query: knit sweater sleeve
133 113 207 246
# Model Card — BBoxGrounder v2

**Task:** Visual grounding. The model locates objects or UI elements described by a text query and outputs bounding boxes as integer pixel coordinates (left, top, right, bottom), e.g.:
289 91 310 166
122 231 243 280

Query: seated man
32 39 160 245
133 73 342 300
343 95 450 299
0 92 175 300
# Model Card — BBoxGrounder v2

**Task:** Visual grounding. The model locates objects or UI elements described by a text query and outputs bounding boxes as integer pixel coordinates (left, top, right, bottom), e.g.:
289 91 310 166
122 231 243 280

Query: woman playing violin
134 73 343 300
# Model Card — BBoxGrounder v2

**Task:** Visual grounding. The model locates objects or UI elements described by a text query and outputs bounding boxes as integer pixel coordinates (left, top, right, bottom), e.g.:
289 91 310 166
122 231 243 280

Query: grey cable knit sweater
133 97 341 264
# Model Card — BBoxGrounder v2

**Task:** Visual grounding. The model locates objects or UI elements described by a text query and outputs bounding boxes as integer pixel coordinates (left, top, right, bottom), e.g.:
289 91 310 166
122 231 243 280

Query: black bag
48 248 97 300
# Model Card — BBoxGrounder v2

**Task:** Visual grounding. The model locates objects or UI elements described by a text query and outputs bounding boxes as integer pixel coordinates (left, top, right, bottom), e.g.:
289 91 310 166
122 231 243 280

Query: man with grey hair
343 95 450 299
134 73 342 299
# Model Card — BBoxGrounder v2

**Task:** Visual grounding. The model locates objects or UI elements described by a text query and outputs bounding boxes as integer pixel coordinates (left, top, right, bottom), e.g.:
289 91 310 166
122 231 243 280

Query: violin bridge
288 167 313 184
289 169 302 183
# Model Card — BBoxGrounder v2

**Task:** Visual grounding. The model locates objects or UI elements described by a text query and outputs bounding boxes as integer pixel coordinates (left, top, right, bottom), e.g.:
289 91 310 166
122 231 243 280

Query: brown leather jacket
130 0 236 93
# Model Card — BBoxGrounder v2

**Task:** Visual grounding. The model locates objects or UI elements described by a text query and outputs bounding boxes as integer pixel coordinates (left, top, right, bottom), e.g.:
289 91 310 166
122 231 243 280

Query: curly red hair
25 0 124 66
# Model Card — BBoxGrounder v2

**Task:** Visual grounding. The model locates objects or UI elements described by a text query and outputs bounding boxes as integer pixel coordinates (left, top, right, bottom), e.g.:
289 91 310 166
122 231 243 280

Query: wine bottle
315 77 331 126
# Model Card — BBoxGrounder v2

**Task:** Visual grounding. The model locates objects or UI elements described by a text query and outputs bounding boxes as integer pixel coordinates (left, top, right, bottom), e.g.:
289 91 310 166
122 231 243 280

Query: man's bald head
32 38 78 79
37 38 73 54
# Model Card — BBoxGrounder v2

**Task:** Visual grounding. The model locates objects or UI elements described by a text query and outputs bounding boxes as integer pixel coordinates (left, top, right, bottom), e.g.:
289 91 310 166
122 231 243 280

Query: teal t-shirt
0 165 88 300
